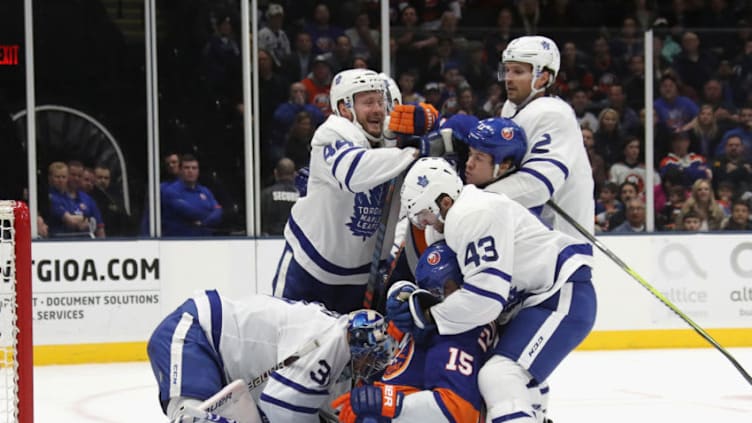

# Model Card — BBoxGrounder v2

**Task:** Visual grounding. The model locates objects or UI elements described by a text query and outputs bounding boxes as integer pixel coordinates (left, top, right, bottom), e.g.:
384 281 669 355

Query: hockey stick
546 199 752 386
363 177 398 310
247 338 321 390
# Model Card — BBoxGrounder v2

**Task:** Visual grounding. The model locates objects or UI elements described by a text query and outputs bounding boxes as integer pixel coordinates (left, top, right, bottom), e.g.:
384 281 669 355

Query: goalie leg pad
479 355 538 422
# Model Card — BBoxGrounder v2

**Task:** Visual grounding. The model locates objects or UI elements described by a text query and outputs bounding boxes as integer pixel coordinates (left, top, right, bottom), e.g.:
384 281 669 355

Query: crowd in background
3 0 752 237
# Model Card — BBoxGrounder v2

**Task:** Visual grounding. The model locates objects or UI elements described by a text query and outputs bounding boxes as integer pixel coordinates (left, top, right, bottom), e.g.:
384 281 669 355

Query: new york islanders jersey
284 115 415 285
381 323 497 422
148 291 351 422
495 96 595 239
431 186 593 335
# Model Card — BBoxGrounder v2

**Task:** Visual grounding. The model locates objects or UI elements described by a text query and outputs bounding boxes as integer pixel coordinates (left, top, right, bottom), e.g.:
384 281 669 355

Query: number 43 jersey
434 185 594 335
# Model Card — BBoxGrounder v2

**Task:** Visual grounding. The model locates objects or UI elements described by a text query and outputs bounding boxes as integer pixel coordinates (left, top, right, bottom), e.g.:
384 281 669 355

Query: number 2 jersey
431 185 594 335
147 291 351 422
284 115 416 285
380 323 497 422
494 96 594 240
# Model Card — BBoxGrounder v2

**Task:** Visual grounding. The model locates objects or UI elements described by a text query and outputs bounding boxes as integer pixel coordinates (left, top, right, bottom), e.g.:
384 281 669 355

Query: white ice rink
35 347 752 422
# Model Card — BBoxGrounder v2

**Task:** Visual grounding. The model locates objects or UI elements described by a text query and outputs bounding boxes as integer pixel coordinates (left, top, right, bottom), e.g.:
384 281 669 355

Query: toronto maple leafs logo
541 40 550 50
417 175 429 187
347 184 385 240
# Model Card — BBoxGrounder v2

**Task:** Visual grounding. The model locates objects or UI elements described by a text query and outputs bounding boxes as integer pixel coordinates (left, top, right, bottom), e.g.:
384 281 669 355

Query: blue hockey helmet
347 309 394 382
466 117 527 173
415 241 463 300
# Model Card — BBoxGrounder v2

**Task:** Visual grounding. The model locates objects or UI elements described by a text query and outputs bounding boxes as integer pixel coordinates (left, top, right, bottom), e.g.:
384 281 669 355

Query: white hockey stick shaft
182 406 238 423
247 338 321 390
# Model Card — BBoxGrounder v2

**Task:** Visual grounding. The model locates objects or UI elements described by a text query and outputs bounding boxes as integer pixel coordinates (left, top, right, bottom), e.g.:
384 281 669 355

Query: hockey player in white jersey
393 156 597 423
273 68 431 314
494 35 594 239
147 290 394 422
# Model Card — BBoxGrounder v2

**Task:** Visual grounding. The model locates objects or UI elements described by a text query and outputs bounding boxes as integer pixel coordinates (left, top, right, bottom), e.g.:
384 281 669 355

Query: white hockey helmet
379 72 402 112
401 157 463 229
500 35 560 90
330 69 385 142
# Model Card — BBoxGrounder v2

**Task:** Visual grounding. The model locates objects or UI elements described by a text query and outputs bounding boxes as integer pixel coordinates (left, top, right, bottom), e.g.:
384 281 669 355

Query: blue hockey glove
440 114 480 143
294 167 309 197
385 281 418 333
332 385 403 423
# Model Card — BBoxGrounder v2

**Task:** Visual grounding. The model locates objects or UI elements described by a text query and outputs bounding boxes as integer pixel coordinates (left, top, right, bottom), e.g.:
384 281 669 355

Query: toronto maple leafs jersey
494 96 594 239
148 291 351 423
431 186 593 335
284 115 416 285
381 323 497 423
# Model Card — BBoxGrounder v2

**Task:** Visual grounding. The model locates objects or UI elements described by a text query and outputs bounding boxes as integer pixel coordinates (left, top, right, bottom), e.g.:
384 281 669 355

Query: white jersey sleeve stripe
462 281 508 307
269 373 330 395
168 312 194 397
518 167 554 196
524 157 569 178
331 146 365 188
259 393 320 414
288 216 371 275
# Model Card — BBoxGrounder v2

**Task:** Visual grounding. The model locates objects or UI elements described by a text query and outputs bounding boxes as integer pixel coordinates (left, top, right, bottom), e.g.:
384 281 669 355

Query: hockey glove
332 384 404 423
389 289 440 345
388 103 439 135
440 114 480 144
295 166 310 197
396 131 451 158
385 281 418 333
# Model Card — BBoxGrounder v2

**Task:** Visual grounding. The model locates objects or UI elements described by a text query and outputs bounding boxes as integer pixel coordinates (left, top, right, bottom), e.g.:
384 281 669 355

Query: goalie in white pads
393 154 597 423
147 290 394 422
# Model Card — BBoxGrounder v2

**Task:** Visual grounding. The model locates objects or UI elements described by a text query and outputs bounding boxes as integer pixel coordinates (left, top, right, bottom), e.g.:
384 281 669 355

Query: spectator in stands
679 209 703 232
659 130 711 188
556 41 595 99
163 152 180 183
483 8 519 72
611 197 647 233
456 87 488 119
609 136 656 195
711 134 752 194
699 0 737 59
302 54 333 117
623 54 646 110
323 35 356 74
583 126 607 195
604 83 640 136
161 154 223 237
47 161 105 238
609 16 644 66
424 35 460 84
594 107 624 168
281 31 314 82
284 111 316 169
722 199 752 230
258 3 290 68
570 89 599 132
201 14 241 103
657 185 687 231
715 106 752 162
637 107 673 168
716 180 735 216
89 164 131 237
673 31 719 98
699 78 736 124
345 12 380 62
654 74 699 132
398 71 425 104
595 181 622 233
393 5 438 76
260 157 299 236
80 167 96 194
480 81 504 118
590 35 619 104
607 181 639 231
462 41 494 97
685 104 728 159
654 165 685 217
352 55 369 69
423 82 443 110
516 0 541 34
304 3 344 55
273 82 325 139
675 178 725 231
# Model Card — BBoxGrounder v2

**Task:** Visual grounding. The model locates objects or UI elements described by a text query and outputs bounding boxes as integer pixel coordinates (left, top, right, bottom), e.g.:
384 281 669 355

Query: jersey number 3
465 236 498 267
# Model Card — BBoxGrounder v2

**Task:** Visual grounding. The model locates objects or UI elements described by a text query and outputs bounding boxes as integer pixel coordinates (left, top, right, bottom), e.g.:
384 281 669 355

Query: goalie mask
330 69 385 144
346 309 394 382
466 117 527 180
401 157 463 229
415 241 463 300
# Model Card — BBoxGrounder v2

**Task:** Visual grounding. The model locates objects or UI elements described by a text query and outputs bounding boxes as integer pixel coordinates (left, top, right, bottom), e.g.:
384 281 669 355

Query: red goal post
1 201 33 423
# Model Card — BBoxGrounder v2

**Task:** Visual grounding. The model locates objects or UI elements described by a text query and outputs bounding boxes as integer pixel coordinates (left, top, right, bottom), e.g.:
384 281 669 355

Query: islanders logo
427 250 441 266
501 127 514 140
382 336 415 381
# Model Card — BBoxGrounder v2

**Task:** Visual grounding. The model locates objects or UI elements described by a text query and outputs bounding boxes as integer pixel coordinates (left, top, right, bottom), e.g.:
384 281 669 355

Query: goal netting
0 201 32 423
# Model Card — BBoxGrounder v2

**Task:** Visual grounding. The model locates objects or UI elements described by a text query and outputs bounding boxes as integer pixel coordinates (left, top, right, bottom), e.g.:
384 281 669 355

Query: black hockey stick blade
363 177 398 310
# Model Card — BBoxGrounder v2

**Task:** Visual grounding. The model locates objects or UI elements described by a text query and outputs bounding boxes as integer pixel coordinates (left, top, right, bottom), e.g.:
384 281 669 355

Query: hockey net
0 201 32 423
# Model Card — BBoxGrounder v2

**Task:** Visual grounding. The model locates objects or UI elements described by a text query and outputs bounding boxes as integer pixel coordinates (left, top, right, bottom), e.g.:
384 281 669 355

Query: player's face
465 147 495 185
502 62 533 105
353 90 386 138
